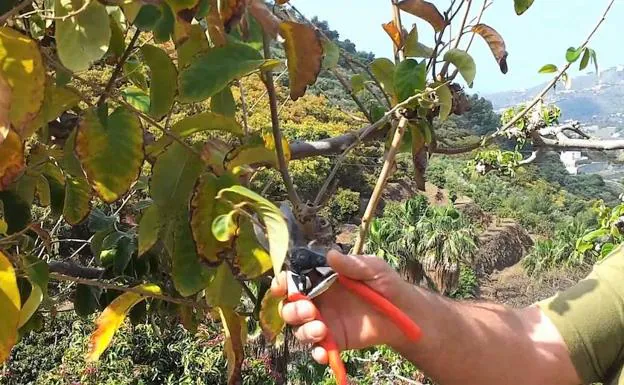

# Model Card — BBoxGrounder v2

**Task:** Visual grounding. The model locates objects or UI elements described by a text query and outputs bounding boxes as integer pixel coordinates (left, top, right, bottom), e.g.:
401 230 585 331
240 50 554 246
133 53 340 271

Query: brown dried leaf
0 130 24 191
219 307 247 385
279 21 323 101
207 0 227 47
472 24 508 74
248 0 279 39
397 0 447 32
219 0 249 32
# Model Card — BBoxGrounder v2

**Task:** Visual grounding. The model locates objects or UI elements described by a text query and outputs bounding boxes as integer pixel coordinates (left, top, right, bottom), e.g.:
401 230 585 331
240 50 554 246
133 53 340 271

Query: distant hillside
486 66 624 131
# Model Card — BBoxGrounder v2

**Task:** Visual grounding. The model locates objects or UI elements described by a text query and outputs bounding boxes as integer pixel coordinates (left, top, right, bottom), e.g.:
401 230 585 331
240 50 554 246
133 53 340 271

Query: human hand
271 249 415 364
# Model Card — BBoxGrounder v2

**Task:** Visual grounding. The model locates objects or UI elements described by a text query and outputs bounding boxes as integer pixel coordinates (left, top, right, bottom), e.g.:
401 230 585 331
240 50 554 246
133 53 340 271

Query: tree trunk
422 255 460 295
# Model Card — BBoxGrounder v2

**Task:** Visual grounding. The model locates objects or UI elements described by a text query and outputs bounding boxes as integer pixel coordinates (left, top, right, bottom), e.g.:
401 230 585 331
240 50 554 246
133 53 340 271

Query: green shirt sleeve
537 245 624 384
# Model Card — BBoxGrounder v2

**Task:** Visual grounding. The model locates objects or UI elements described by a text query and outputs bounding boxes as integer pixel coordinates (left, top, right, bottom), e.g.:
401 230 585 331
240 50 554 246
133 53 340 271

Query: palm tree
416 205 479 295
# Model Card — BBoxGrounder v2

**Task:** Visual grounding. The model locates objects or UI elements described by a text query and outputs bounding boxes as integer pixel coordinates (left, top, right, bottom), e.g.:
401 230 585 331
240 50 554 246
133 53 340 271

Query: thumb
326 249 391 281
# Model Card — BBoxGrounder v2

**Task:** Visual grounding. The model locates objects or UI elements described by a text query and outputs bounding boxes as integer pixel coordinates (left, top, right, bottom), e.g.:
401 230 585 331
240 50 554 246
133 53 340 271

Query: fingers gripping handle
337 275 422 342
286 292 349 385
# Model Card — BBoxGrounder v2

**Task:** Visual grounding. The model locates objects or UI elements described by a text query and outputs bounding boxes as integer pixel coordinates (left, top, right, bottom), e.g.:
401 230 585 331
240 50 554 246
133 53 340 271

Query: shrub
327 188 361 227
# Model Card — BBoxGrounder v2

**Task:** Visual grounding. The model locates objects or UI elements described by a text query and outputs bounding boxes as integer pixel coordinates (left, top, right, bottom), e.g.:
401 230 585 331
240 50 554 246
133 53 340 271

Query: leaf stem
261 33 303 209
330 68 374 123
98 28 141 107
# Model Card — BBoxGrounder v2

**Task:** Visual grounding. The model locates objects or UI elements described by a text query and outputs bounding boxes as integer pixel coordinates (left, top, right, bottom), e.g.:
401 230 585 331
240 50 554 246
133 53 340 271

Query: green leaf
64 175 91 225
218 185 288 276
234 218 272 279
35 175 51 207
165 213 215 297
579 48 590 71
566 46 583 63
55 0 111 72
212 212 238 242
24 83 81 138
393 59 426 103
513 0 535 15
443 49 476 86
590 49 599 74
211 87 236 117
107 16 126 60
75 107 144 203
404 26 434 59
134 4 162 31
190 173 236 264
74 284 101 318
259 290 284 344
122 86 150 113
123 57 149 91
88 208 116 233
0 27 46 134
154 2 175 43
351 74 365 94
113 236 134 275
0 190 32 234
18 254 49 328
177 24 210 70
205 264 242 308
141 44 177 120
15 175 37 206
150 141 203 218
538 64 558 74
370 58 396 98
178 43 268 103
138 204 160 256
172 111 243 137
435 82 452 121
321 38 340 70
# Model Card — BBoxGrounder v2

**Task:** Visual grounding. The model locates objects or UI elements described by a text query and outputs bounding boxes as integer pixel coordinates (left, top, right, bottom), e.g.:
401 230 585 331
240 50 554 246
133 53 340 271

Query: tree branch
0 0 32 25
98 28 141 107
48 272 213 310
262 33 302 208
353 116 409 254
518 148 546 165
440 0 472 78
494 0 615 135
345 56 392 108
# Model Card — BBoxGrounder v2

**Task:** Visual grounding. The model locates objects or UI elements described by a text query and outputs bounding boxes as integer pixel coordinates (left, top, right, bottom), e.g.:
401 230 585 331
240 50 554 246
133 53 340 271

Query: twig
49 272 213 309
353 116 409 254
262 33 302 208
331 68 374 123
440 0 472 78
17 0 91 21
238 80 250 135
495 0 615 137
0 0 32 24
98 28 141 107
464 0 489 52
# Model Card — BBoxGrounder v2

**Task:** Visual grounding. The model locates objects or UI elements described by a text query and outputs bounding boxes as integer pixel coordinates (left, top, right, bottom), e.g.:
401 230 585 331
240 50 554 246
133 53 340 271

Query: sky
294 0 624 95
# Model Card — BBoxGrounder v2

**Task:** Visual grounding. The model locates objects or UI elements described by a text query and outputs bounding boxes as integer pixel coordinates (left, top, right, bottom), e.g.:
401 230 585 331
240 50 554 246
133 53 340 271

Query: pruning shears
280 205 423 385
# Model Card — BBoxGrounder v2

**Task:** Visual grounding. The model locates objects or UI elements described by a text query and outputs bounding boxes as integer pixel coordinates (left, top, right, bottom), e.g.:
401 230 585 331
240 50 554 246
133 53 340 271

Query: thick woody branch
518 148 546 165
48 261 104 279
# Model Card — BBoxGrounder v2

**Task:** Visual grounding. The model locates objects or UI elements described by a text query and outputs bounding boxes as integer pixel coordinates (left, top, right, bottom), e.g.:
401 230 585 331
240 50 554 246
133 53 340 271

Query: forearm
390 284 581 385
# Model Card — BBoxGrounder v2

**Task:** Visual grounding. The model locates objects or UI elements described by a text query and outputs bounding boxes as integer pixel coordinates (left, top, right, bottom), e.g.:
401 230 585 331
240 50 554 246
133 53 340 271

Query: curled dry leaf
382 21 403 49
279 21 323 101
397 0 447 32
472 24 508 74
219 306 247 385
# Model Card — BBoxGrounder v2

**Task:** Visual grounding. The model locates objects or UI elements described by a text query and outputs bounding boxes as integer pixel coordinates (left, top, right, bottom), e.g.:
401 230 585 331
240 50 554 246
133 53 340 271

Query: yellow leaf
23 81 81 139
0 218 7 235
0 27 45 135
18 285 42 328
86 283 161 362
234 218 272 279
279 21 323 101
219 306 247 385
0 130 25 191
225 135 290 171
0 250 20 363
259 290 284 344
